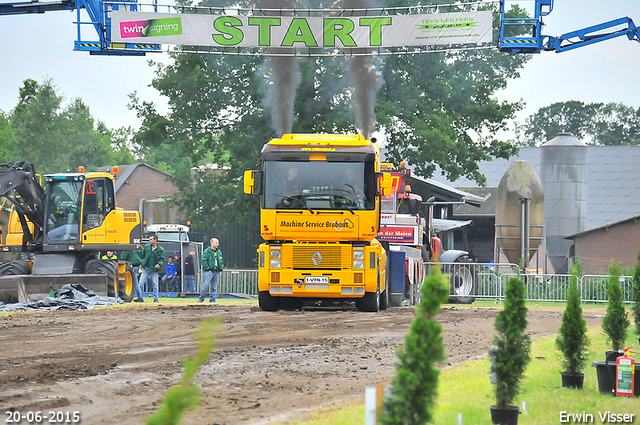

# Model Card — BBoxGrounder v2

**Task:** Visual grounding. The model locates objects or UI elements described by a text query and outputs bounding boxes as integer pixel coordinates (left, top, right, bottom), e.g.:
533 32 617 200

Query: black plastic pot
490 405 520 425
560 372 585 389
592 351 640 396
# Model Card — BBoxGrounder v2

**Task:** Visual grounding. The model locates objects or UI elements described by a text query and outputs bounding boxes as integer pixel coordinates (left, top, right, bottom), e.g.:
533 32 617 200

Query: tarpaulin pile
0 284 123 312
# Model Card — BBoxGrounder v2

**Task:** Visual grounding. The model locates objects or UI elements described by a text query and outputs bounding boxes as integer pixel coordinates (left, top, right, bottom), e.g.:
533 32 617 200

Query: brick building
98 163 183 224
567 216 640 275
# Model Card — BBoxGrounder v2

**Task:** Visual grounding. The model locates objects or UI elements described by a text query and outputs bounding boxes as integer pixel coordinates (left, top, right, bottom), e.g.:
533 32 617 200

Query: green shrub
556 261 589 375
489 276 531 408
602 260 630 351
381 266 449 425
146 316 221 425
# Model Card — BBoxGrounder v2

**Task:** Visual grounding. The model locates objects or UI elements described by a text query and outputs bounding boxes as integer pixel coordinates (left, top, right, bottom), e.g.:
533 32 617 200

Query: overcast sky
1 0 639 133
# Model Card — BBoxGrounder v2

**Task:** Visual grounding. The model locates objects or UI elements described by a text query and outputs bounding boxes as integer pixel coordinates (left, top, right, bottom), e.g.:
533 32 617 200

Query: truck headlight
271 250 281 259
271 259 281 268
353 260 364 269
353 250 364 260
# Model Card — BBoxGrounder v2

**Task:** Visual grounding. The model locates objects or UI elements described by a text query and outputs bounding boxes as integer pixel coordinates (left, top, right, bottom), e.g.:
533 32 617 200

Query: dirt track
0 302 602 425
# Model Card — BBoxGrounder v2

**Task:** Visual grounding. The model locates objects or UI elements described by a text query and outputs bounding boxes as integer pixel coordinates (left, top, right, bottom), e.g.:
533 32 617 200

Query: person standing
183 248 197 293
198 238 224 303
121 248 144 303
140 235 165 303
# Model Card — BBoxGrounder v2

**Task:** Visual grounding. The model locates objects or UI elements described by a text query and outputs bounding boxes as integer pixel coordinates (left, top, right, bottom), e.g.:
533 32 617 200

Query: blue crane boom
499 0 640 54
0 0 160 55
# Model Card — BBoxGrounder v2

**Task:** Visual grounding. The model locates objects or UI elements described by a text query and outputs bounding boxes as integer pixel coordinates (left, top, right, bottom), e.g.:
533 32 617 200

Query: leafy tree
489 276 531 408
379 0 527 185
556 261 589 377
382 266 449 425
602 260 630 351
517 101 640 146
0 111 15 160
5 78 137 173
10 78 66 172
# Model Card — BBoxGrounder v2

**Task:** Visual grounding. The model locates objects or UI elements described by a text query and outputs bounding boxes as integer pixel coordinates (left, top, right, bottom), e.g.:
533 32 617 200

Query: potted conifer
381 266 449 425
594 260 631 394
602 260 630 352
556 261 589 389
489 276 531 425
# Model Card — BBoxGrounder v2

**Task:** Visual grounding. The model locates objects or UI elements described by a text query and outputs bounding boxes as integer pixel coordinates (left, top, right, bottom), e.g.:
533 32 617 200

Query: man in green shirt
198 237 224 302
139 235 165 303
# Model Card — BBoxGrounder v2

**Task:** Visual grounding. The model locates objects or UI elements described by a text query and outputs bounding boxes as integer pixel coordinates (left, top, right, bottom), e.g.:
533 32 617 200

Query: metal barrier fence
218 269 259 297
196 266 636 303
425 262 636 303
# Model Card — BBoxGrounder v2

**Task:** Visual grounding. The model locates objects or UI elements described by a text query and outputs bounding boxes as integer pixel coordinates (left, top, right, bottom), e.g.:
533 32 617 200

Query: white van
144 224 190 242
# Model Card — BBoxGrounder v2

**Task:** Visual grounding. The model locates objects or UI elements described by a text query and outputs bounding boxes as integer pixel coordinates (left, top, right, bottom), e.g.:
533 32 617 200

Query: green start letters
212 16 391 47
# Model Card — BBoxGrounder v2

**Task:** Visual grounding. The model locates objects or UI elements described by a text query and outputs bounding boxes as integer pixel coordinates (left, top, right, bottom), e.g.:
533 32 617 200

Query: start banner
110 11 492 49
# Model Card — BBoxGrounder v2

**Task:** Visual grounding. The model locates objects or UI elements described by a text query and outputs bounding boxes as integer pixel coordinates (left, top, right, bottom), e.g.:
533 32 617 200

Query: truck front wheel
85 259 118 298
448 255 477 304
0 260 31 276
259 291 279 311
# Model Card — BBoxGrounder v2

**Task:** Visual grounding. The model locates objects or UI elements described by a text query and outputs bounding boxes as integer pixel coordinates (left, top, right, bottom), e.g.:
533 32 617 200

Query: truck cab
244 134 392 312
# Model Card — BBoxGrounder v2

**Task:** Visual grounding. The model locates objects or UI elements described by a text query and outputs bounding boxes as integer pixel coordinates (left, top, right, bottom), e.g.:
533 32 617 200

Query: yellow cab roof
270 134 370 147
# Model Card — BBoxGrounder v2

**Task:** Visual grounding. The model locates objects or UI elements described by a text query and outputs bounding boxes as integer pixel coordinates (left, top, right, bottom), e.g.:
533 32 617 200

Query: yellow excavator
0 161 141 303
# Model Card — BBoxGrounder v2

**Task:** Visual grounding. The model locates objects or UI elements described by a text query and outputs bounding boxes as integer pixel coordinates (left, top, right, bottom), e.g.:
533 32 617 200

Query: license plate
305 276 329 284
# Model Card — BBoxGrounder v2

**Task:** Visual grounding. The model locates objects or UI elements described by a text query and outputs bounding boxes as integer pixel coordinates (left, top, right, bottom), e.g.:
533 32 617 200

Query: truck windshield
46 180 82 241
263 161 375 210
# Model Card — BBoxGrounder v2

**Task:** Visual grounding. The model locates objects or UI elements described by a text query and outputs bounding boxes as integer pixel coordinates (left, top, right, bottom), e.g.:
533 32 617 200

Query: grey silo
540 133 588 274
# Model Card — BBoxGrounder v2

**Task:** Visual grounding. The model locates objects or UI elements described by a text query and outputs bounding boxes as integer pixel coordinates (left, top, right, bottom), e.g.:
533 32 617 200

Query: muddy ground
0 302 603 425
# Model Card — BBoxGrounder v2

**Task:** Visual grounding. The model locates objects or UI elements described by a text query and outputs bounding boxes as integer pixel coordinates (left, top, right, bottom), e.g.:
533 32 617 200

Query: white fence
218 269 259 296
426 262 636 303
217 266 636 303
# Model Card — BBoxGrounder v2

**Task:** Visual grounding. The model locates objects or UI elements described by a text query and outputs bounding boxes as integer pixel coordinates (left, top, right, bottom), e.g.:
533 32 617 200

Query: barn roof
429 146 640 231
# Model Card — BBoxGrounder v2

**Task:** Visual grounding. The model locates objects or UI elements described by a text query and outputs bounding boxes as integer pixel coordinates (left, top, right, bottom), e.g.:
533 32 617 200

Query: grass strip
285 326 638 425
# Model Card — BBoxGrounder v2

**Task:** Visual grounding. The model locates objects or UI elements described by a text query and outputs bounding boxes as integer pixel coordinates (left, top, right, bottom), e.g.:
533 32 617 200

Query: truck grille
287 245 346 269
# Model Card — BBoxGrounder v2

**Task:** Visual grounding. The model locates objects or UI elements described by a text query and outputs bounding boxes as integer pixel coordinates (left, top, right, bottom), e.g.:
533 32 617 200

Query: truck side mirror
378 172 392 196
408 198 420 215
243 170 262 195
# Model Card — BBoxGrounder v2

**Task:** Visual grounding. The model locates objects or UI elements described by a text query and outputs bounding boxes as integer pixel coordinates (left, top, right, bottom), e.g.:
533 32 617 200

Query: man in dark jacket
139 235 165 302
183 248 196 293
198 238 224 302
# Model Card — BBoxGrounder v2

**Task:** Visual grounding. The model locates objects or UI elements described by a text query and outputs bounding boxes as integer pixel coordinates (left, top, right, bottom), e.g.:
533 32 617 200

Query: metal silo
495 161 545 266
541 133 588 274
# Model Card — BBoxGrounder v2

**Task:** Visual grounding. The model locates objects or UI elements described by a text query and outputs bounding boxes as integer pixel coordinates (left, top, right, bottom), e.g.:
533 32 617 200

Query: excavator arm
0 162 45 247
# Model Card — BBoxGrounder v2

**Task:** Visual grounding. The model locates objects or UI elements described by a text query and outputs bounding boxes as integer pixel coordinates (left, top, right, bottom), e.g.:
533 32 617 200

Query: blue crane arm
0 0 75 14
0 0 160 56
499 0 640 54
542 17 640 52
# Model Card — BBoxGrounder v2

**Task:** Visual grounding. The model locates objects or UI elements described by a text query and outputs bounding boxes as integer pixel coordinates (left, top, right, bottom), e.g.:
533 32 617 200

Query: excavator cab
42 174 119 248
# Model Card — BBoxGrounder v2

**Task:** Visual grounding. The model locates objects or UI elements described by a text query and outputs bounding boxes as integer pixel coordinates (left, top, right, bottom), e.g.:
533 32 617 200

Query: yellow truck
244 134 391 312
0 162 141 303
